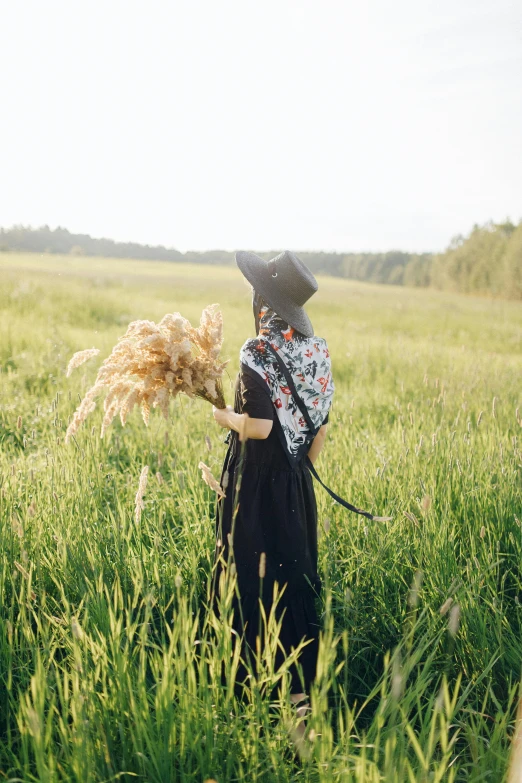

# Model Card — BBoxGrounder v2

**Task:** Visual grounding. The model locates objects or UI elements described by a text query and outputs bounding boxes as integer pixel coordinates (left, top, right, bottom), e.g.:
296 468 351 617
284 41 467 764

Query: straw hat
235 250 318 338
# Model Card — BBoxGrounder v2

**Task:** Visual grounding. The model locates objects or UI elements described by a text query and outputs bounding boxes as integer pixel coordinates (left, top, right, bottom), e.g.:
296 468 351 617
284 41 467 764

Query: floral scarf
239 304 334 465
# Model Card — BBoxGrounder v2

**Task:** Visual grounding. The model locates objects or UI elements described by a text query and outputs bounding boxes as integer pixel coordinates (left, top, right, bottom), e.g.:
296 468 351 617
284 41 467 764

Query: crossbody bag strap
305 457 392 521
261 338 391 523
261 339 318 434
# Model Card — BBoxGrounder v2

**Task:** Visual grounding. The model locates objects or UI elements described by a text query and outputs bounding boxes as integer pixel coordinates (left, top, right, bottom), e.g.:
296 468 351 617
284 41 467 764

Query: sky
1 0 521 253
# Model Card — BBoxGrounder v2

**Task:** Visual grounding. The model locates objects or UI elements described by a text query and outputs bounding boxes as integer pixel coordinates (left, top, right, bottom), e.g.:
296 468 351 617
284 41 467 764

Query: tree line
1 220 520 299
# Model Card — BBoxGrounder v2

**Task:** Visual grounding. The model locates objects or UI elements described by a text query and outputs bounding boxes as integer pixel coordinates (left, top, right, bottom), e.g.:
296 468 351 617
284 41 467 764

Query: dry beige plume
65 304 227 443
508 694 522 783
134 465 149 524
66 348 100 378
198 461 226 498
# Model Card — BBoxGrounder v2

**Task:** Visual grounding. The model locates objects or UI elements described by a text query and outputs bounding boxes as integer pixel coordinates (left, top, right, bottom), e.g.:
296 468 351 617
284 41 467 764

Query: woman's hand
213 405 233 429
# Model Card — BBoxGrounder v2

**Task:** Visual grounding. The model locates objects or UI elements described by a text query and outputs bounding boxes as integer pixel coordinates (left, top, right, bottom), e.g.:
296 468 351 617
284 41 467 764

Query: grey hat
235 250 318 338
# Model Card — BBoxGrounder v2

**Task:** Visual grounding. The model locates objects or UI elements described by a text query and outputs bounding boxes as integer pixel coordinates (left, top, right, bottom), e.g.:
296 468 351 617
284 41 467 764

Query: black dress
211 366 328 696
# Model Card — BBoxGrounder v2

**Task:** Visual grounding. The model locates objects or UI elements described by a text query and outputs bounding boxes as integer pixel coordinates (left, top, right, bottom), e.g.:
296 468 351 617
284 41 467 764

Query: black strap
305 456 382 520
261 338 390 522
261 339 318 435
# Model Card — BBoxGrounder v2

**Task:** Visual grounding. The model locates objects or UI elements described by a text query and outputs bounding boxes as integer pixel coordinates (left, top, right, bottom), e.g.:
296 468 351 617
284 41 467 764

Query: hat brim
235 250 315 338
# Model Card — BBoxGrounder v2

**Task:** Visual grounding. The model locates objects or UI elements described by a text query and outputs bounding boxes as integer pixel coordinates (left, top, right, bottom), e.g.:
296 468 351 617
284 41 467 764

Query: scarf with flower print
239 303 334 465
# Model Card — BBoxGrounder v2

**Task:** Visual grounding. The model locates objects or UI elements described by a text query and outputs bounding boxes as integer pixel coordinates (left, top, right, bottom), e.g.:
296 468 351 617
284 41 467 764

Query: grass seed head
448 603 461 637
134 466 149 524
421 495 432 513
408 569 423 608
66 348 100 377
439 597 453 616
71 617 84 640
198 461 226 498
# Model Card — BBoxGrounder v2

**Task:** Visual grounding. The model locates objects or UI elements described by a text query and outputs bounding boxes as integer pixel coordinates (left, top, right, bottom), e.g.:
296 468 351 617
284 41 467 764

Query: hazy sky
1 0 521 253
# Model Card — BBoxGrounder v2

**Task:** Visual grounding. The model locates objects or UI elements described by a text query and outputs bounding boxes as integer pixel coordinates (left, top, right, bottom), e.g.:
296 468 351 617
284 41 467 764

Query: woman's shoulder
303 334 331 358
239 337 265 363
240 336 259 353
309 332 327 344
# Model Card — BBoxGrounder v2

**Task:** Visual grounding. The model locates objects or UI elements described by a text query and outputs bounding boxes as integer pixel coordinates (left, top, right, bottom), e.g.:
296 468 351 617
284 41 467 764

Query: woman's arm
213 405 273 440
307 424 328 465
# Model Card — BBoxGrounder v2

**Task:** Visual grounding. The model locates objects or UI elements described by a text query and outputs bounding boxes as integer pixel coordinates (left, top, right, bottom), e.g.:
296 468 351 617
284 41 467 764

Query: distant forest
1 220 521 299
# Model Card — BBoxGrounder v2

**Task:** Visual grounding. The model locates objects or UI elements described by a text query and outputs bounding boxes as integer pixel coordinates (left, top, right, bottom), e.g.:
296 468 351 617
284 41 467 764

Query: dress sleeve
239 367 274 420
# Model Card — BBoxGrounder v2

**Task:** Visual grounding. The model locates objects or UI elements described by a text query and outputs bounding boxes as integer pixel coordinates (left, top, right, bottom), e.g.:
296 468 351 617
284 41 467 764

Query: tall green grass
1 253 521 781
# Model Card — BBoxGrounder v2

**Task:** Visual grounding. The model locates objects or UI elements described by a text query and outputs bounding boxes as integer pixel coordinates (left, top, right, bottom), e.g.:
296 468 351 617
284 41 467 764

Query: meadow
0 252 521 782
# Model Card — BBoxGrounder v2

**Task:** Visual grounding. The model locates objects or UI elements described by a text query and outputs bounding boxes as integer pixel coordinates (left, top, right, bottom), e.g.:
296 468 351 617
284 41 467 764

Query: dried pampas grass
66 348 100 378
135 466 149 524
198 462 226 498
65 304 227 443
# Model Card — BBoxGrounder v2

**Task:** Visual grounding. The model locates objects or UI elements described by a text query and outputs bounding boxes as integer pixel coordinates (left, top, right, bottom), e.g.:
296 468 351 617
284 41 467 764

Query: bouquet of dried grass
65 304 227 443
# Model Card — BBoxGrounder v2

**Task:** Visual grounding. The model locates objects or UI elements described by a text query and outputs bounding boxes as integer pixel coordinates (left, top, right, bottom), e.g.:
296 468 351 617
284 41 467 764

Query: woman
210 249 334 728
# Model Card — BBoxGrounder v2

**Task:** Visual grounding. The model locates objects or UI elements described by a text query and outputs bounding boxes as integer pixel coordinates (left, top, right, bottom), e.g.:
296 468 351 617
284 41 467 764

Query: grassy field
1 251 521 782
